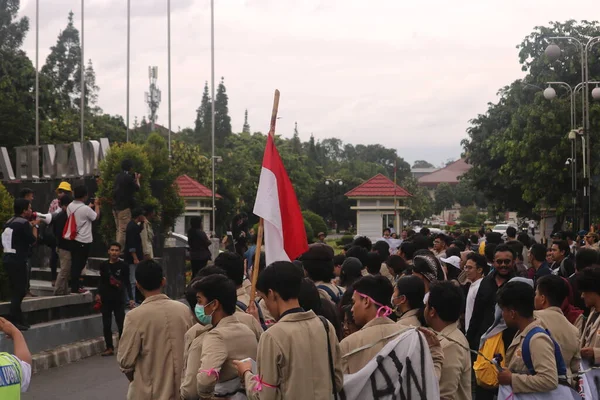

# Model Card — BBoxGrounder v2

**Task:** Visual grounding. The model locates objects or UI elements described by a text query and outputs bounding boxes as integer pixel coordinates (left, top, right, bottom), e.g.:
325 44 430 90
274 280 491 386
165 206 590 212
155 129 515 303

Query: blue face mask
195 302 214 326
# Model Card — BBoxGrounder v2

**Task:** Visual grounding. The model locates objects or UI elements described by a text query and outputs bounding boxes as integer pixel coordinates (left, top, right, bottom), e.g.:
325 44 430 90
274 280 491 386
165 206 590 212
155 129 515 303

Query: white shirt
67 200 97 243
465 277 483 332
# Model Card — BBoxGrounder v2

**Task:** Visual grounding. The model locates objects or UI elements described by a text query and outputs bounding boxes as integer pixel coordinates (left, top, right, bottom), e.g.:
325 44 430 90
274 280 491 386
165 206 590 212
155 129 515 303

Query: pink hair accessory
355 291 393 318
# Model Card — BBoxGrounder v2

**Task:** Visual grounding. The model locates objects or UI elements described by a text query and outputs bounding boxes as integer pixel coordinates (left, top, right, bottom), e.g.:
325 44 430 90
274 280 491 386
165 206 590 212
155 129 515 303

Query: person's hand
95 198 102 208
30 219 41 226
232 359 253 378
133 257 139 265
95 294 101 303
0 317 19 339
582 347 595 361
129 300 136 309
418 327 440 348
246 301 260 323
497 368 512 386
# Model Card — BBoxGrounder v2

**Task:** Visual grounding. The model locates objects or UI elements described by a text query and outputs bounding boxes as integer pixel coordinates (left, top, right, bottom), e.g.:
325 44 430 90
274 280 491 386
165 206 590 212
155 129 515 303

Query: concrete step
29 279 98 298
30 267 100 288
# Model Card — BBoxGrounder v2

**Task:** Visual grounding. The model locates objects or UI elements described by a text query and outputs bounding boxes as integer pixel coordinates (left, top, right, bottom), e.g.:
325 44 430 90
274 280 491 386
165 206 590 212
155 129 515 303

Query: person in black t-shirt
112 159 140 249
125 209 144 304
96 242 133 356
1 199 39 331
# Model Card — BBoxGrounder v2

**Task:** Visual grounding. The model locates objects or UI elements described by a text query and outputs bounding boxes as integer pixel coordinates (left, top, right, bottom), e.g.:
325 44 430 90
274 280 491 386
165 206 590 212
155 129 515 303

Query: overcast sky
17 0 597 165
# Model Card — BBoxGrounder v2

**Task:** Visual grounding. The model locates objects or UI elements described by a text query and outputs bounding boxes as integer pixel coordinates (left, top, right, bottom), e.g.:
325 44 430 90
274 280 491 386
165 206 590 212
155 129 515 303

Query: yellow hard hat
56 181 72 193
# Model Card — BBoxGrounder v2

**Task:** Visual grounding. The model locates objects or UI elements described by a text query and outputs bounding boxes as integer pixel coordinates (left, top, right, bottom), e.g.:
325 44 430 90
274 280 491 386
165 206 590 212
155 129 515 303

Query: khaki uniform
534 307 581 379
196 315 258 399
379 263 394 283
235 311 263 342
397 309 422 327
438 322 471 400
243 278 253 297
184 324 212 370
141 220 154 259
580 307 600 364
505 319 559 393
340 317 407 374
236 287 251 311
243 310 343 400
117 294 194 400
314 281 344 303
181 327 212 400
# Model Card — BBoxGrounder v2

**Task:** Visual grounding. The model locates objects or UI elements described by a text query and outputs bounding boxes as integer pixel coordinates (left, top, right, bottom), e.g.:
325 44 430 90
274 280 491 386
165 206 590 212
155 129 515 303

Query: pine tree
291 122 302 153
308 134 319 162
83 59 100 113
214 77 232 147
195 81 211 149
242 109 250 133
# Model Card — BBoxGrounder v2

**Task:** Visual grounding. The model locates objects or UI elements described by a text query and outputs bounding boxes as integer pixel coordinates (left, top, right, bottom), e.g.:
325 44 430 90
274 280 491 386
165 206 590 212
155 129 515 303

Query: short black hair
190 216 202 230
428 281 464 323
298 278 322 314
109 241 122 250
185 276 203 311
420 227 430 236
497 281 534 318
196 265 227 279
131 208 144 218
386 255 408 276
333 254 346 266
517 232 531 248
121 159 133 171
577 266 600 295
484 243 497 263
13 198 30 216
383 228 391 234
445 246 461 258
486 232 503 245
214 252 244 286
256 261 303 301
366 252 382 275
303 259 335 282
494 243 516 259
506 226 517 238
435 233 449 245
576 248 599 272
399 241 416 260
352 236 372 251
352 275 393 309
135 259 164 291
194 274 237 315
59 194 73 208
19 188 33 198
506 240 524 261
552 240 570 257
466 253 490 275
73 185 88 199
565 231 575 241
373 241 390 261
396 275 425 309
345 245 369 267
470 234 479 245
529 243 547 263
450 240 466 252
536 275 568 307
340 258 363 287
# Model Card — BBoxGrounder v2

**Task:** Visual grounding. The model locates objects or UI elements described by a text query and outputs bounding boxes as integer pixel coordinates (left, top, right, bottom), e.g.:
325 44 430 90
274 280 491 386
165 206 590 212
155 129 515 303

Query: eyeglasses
495 259 512 265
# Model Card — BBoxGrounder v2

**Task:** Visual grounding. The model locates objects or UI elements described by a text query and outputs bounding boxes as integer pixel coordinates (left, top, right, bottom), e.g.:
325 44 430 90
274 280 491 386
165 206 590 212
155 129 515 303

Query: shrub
302 210 327 237
336 235 354 246
304 218 314 244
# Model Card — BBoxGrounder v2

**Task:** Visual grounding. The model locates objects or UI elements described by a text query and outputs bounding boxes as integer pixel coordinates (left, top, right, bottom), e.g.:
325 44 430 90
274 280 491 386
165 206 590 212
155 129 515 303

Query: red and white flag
253 95 308 265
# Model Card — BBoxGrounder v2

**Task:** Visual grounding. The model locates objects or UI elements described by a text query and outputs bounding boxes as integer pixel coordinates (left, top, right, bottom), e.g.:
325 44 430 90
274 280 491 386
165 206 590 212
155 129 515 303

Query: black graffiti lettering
388 351 407 400
594 375 600 399
369 355 397 399
403 334 428 400
339 388 347 400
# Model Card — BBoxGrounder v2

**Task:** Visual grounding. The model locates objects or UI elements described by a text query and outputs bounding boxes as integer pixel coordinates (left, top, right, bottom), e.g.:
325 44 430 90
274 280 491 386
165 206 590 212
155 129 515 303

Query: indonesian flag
253 133 308 265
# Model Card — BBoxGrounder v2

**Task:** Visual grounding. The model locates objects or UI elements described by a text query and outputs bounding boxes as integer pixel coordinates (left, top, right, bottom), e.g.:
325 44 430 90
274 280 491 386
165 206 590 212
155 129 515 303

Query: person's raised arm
0 317 31 365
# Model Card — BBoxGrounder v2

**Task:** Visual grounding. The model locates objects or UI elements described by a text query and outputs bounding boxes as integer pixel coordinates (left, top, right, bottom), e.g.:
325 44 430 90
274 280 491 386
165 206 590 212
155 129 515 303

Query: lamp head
592 86 600 101
543 86 557 100
545 44 561 61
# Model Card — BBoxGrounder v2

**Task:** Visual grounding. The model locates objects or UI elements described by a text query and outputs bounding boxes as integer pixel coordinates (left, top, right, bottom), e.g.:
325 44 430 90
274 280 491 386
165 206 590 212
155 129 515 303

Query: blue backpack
317 285 343 304
522 326 567 377
236 300 268 331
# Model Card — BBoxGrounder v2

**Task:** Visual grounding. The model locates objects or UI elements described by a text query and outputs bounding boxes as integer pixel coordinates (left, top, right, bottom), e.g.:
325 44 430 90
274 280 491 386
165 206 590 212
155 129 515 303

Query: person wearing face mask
233 261 343 400
117 260 194 400
339 275 408 374
189 275 258 400
393 275 426 327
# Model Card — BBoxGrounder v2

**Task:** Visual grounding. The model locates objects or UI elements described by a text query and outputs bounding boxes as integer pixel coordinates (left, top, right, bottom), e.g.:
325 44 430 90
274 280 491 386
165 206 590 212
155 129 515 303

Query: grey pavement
23 355 129 400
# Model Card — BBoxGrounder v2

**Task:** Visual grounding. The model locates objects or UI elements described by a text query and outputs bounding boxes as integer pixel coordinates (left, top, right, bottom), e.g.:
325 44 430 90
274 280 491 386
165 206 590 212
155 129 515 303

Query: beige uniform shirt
196 315 258 399
236 287 252 311
340 318 406 374
235 311 264 342
181 327 212 400
243 278 253 297
141 220 154 259
397 309 422 327
580 307 600 364
534 306 581 379
438 322 471 400
183 323 212 372
506 319 559 393
117 294 194 400
243 310 343 400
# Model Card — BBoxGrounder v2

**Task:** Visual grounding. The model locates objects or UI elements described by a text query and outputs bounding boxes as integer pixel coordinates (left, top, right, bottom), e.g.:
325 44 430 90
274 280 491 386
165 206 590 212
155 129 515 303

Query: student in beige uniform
117 260 194 400
215 252 251 310
392 275 425 327
497 281 560 394
193 275 258 399
534 274 581 382
340 275 407 374
301 243 345 304
577 266 600 365
424 281 471 400
234 261 343 400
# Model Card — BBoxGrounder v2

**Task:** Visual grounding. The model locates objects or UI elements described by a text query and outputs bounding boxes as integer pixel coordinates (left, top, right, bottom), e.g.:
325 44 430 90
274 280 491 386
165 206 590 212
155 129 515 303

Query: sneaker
101 348 114 357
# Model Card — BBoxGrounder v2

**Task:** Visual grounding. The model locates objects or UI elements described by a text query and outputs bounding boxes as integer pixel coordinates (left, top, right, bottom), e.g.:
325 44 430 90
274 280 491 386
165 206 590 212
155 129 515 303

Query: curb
31 333 118 374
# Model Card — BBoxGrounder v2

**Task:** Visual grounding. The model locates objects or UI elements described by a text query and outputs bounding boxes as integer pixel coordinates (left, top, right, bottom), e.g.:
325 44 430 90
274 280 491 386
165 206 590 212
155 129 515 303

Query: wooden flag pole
249 89 280 304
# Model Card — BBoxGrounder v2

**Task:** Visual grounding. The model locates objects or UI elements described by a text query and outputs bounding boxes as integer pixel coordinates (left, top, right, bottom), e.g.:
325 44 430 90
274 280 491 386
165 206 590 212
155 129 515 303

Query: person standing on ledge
113 159 140 249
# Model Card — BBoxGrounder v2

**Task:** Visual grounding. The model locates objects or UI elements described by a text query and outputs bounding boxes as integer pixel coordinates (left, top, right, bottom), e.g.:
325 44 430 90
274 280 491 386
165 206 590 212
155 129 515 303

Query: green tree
302 210 328 236
412 160 435 169
0 0 29 52
194 81 211 147
400 177 433 221
170 140 211 183
434 183 455 214
459 206 479 225
215 77 232 148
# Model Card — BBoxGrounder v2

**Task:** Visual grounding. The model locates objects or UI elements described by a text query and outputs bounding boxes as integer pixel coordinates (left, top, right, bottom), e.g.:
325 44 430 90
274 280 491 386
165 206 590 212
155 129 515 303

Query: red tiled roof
418 159 472 186
175 175 221 199
345 174 412 198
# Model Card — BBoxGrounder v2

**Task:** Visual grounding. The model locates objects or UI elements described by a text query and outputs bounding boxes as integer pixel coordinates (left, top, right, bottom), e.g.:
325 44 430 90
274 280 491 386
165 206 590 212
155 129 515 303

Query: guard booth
345 174 412 240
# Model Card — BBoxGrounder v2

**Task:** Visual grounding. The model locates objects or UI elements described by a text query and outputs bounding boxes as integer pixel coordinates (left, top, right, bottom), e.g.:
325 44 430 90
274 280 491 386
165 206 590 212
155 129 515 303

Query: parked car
492 223 518 239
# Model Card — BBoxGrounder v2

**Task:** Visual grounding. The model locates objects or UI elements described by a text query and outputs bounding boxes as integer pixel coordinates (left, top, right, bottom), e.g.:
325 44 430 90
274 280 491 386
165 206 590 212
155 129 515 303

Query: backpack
473 331 506 389
317 284 343 304
236 300 268 331
62 205 85 241
522 326 567 377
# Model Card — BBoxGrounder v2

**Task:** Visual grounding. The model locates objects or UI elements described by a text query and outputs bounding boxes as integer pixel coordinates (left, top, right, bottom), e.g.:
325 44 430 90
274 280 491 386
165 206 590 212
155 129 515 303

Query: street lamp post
545 36 600 229
325 179 343 232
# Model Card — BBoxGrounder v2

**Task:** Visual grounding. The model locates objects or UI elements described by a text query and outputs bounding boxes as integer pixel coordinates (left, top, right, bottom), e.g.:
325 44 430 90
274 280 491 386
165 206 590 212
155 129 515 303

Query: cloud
16 0 599 165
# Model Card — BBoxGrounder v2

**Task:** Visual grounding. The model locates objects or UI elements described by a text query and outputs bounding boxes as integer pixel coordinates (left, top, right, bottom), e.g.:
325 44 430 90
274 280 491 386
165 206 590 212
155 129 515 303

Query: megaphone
32 212 52 224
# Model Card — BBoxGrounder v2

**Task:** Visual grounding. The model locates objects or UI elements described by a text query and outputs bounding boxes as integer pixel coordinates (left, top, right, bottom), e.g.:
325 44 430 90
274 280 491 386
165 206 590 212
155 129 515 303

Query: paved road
23 355 129 400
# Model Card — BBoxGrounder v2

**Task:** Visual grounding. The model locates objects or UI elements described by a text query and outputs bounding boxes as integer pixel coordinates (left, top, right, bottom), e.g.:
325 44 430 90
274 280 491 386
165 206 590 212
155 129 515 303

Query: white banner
498 384 580 400
579 360 600 400
340 329 439 400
